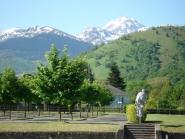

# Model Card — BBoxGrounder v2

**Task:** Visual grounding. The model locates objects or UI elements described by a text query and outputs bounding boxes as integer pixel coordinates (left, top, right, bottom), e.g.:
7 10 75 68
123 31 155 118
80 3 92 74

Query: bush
126 104 137 123
126 104 147 123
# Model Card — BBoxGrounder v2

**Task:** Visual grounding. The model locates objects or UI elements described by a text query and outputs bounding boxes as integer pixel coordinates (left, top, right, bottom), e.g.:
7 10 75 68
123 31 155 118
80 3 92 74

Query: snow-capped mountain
76 16 145 45
0 26 93 74
0 26 79 42
76 27 114 45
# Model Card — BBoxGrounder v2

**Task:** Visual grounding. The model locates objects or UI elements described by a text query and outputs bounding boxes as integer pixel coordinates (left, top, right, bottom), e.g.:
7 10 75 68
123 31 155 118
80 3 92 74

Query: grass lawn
0 122 119 132
146 114 185 132
0 111 122 132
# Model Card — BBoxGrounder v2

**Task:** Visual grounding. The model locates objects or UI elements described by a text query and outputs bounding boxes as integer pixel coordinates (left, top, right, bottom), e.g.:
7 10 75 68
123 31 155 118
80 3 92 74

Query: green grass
146 114 185 132
0 122 119 132
0 112 121 132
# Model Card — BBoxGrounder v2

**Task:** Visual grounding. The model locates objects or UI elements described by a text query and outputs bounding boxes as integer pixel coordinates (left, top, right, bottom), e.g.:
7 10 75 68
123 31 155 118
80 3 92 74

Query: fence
0 104 121 112
0 104 68 112
147 109 185 114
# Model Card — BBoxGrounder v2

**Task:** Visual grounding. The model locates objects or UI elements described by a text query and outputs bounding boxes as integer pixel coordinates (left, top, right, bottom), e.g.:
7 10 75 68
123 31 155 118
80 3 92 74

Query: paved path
66 113 127 124
0 112 127 124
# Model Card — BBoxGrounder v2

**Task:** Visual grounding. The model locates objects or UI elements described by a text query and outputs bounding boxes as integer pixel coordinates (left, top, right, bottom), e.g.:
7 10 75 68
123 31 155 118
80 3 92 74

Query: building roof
107 85 127 96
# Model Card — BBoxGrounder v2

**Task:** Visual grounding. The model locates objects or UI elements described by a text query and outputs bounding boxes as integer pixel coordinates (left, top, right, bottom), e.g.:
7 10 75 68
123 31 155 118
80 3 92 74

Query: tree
97 83 114 114
18 74 38 118
107 62 125 111
0 68 19 119
80 80 113 117
61 58 88 119
157 83 172 109
126 80 150 103
35 45 88 120
25 74 43 116
35 45 66 120
170 81 185 109
107 62 126 90
87 65 95 83
99 87 113 107
146 77 170 109
80 80 99 117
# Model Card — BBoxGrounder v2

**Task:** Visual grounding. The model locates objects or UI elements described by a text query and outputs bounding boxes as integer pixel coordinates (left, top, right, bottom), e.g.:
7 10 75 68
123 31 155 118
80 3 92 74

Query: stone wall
0 131 116 139
164 132 185 139
0 125 184 139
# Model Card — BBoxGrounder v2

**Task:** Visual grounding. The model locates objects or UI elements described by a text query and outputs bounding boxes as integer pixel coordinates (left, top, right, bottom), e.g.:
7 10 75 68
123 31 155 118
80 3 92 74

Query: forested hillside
85 26 185 81
85 26 185 109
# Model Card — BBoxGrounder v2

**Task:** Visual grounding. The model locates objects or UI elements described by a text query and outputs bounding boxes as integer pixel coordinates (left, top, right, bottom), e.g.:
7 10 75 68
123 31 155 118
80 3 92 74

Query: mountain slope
0 26 93 73
84 26 185 83
77 16 145 45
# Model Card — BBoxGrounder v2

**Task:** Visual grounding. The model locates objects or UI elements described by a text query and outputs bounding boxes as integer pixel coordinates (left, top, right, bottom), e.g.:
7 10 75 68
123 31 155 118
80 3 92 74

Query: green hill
85 26 185 83
0 32 93 74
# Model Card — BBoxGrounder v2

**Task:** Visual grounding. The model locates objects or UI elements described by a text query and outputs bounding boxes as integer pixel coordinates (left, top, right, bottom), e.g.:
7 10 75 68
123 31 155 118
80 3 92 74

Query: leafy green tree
35 45 66 120
0 68 19 119
97 83 114 114
26 74 43 116
107 62 126 90
61 58 88 119
158 83 172 108
87 65 95 83
126 80 150 103
18 74 39 117
35 45 88 120
146 77 170 109
170 81 185 109
80 80 113 117
80 80 99 117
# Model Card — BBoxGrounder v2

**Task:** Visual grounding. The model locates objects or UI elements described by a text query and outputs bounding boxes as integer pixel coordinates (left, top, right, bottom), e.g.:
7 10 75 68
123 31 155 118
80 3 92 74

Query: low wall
0 126 184 139
0 131 116 139
161 132 185 139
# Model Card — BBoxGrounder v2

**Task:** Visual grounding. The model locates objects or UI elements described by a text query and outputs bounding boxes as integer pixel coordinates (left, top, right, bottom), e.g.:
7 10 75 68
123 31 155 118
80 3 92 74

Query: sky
0 0 185 35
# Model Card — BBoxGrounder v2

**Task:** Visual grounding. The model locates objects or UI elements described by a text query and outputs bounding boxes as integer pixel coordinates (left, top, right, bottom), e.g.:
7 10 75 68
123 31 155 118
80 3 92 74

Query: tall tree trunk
91 105 93 116
63 109 66 114
9 104 11 120
35 104 39 116
24 101 27 118
38 105 41 116
96 106 99 116
86 104 89 118
43 102 47 111
103 106 105 114
58 105 62 121
3 110 6 116
70 107 73 120
59 111 61 121
100 106 104 115
79 102 82 118
27 102 30 113
48 104 50 116
3 104 6 116
38 108 40 116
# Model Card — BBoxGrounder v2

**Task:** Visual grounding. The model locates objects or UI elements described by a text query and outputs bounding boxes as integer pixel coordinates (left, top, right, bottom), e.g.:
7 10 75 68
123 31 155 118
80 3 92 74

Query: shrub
126 104 147 123
126 104 137 123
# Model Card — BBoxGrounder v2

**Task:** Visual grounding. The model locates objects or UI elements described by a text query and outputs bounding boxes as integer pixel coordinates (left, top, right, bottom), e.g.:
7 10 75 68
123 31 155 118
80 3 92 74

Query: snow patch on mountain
76 16 146 45
0 26 79 42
